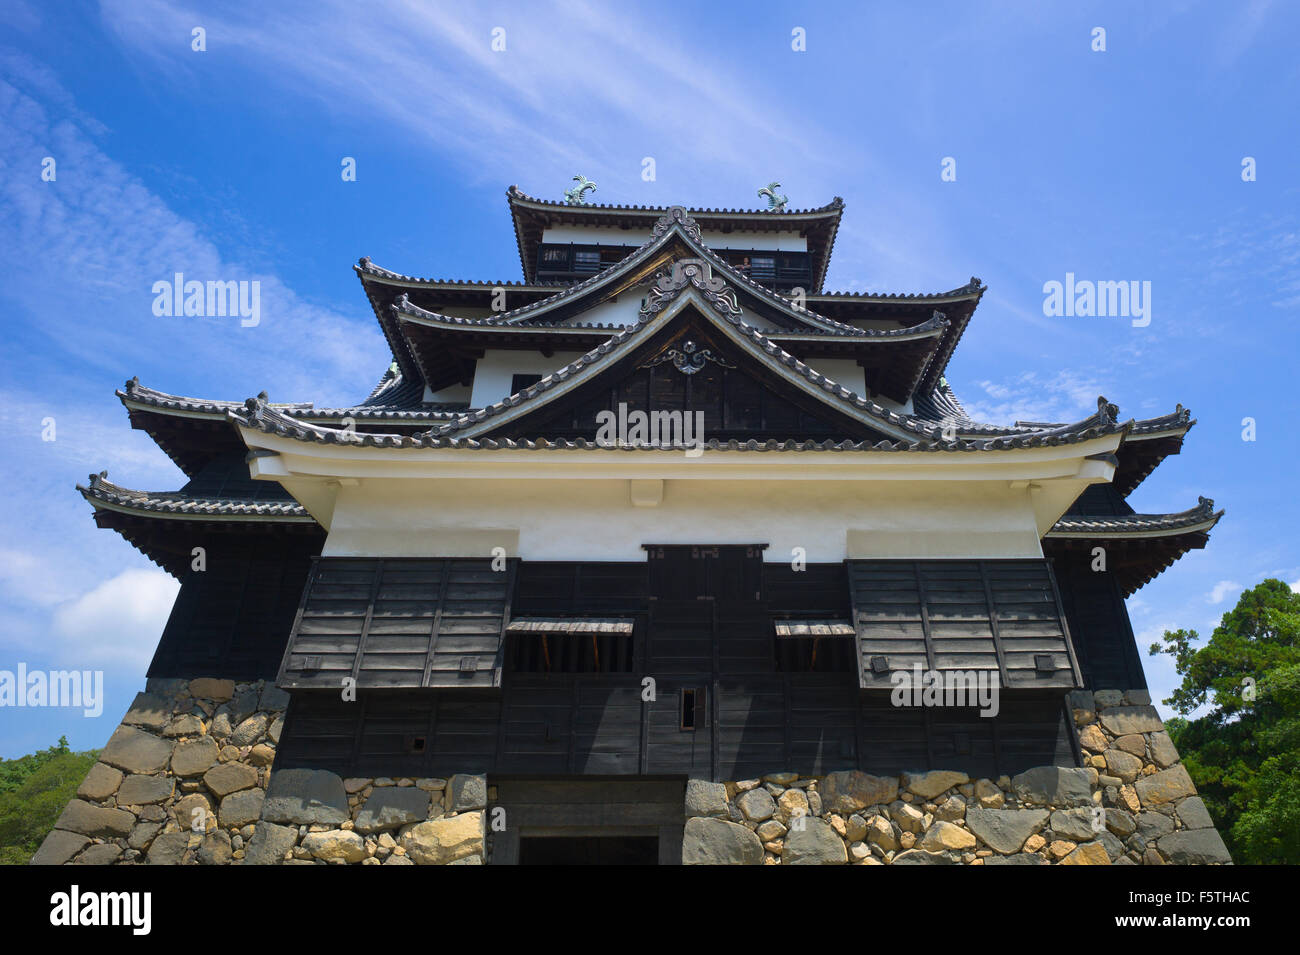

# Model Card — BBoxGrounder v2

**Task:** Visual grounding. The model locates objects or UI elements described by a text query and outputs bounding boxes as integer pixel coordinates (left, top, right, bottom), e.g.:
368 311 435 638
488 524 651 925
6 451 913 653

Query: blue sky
0 0 1296 757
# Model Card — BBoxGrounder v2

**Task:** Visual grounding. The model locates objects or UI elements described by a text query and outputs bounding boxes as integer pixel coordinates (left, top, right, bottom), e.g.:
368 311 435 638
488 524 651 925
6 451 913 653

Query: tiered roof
84 189 1220 590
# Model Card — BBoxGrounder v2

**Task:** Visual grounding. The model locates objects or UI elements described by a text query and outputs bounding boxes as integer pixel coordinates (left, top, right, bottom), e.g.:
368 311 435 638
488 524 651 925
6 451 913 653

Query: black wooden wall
148 534 321 681
274 686 1075 780
1051 551 1148 691
275 550 1079 780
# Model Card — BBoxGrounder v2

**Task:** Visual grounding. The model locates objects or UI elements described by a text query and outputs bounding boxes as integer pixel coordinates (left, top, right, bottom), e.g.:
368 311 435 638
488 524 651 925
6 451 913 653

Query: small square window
511 374 543 393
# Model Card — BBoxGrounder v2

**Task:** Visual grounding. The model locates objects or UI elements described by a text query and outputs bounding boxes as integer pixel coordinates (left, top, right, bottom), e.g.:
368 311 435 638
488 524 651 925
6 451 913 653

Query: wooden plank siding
274 554 1082 780
849 559 1082 690
1051 551 1148 691
275 684 1076 779
148 535 319 681
277 557 515 690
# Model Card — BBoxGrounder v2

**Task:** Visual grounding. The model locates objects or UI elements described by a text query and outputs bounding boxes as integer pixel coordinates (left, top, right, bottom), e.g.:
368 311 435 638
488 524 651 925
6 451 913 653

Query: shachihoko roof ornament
564 175 596 205
758 182 788 211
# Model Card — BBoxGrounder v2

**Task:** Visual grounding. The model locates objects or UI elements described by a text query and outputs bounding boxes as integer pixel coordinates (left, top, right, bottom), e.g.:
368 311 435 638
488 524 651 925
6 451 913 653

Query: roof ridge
506 184 846 217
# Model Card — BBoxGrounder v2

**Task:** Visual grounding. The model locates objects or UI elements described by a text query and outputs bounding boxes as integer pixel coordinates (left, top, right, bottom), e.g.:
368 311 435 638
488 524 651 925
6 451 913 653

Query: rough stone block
30 830 91 866
784 818 848 864
1176 796 1214 830
262 768 349 825
1135 765 1196 808
169 736 219 777
399 811 485 865
219 788 266 828
1159 829 1232 865
355 787 432 833
1098 705 1164 736
1011 766 1093 807
447 773 487 811
203 762 259 798
965 808 1049 854
736 787 776 822
684 779 729 818
682 817 763 865
188 678 235 701
116 774 175 806
242 821 298 865
100 725 175 775
55 800 136 839
819 771 898 813
76 762 124 801
121 692 171 731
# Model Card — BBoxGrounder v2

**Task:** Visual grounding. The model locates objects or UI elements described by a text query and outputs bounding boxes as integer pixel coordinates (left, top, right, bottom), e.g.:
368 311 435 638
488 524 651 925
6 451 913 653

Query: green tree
0 739 99 864
1150 578 1300 864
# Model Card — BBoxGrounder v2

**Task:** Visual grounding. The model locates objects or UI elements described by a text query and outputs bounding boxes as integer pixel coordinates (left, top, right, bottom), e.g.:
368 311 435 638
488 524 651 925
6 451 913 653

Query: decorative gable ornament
640 339 736 376
650 205 703 242
641 258 743 319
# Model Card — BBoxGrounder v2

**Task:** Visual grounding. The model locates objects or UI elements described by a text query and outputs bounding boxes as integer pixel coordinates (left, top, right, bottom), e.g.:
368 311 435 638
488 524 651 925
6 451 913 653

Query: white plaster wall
469 349 589 408
805 359 866 396
425 384 472 403
321 477 1043 562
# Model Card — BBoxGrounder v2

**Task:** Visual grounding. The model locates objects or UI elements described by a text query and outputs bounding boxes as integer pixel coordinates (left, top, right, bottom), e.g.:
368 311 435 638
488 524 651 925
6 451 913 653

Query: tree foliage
0 738 99 865
1150 578 1300 864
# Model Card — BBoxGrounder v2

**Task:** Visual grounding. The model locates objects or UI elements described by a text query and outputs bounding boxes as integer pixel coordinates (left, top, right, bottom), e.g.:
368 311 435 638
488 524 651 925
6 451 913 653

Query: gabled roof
507 185 845 290
232 275 1130 451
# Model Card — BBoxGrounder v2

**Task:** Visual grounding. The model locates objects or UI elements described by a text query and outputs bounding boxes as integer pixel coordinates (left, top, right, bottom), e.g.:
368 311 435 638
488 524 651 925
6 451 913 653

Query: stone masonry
36 684 1228 865
31 677 489 865
681 689 1233 865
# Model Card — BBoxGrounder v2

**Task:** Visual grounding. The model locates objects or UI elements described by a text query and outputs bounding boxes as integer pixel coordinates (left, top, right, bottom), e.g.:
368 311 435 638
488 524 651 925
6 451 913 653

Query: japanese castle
62 183 1227 865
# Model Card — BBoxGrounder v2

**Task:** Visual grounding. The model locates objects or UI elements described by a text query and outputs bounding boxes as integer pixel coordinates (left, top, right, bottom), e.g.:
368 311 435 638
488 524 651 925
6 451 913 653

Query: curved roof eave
78 472 316 522
1046 497 1223 539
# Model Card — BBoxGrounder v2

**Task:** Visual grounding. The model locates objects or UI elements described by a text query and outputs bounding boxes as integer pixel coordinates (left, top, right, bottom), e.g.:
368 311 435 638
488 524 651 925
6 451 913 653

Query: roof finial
1096 395 1119 424
564 175 596 205
757 181 788 211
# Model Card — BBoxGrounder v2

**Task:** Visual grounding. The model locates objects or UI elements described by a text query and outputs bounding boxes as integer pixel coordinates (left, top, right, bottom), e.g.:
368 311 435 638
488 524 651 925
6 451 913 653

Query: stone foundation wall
31 678 491 865
32 677 287 865
681 689 1232 865
36 684 1230 865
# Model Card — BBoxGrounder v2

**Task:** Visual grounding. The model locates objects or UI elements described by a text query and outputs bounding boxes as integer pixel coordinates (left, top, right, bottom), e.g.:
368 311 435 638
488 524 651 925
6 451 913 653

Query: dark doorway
518 835 660 865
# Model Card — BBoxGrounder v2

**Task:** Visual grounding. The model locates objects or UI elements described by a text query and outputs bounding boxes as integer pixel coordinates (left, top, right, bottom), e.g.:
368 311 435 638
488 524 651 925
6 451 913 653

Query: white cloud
0 53 381 409
958 370 1113 426
51 569 178 669
1207 580 1241 605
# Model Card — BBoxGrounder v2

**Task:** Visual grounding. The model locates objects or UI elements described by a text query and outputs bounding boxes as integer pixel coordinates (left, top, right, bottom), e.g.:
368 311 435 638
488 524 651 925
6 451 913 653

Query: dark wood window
680 687 703 730
510 373 543 393
508 628 634 674
748 255 776 282
573 250 602 273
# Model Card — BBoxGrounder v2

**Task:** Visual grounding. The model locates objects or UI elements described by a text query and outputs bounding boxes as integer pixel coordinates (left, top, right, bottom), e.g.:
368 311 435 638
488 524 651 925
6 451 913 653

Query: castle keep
37 185 1231 865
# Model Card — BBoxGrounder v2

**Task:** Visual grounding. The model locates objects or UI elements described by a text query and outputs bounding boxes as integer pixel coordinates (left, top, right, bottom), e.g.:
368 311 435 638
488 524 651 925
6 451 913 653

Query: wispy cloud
1207 580 1242 605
